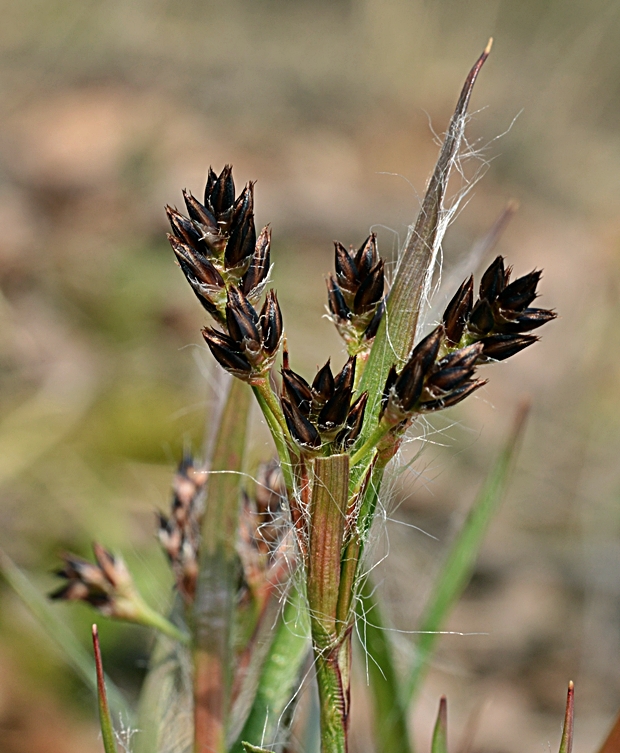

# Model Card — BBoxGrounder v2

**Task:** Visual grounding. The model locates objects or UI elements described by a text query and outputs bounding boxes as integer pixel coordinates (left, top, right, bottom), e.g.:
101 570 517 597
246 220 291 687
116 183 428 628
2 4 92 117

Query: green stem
251 383 296 497
315 637 351 753
134 600 190 644
350 422 391 466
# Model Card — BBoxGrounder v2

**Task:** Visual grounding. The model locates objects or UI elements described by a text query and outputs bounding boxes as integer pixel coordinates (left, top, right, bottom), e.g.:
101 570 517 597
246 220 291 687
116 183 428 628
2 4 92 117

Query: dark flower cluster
443 255 556 359
167 166 271 322
280 357 368 453
50 543 139 620
167 166 283 381
327 234 386 355
380 257 556 425
157 455 205 602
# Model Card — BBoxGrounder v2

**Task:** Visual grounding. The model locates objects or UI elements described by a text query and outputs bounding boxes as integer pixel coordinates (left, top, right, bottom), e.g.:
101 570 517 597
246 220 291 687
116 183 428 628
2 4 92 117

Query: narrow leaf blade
431 697 448 753
356 41 492 453
404 399 529 704
92 624 119 753
559 682 574 753
0 548 130 721
356 578 413 753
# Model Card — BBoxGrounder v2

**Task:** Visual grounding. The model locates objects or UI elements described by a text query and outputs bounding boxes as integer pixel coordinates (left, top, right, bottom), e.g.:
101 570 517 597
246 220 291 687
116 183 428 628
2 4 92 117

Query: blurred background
0 1 619 751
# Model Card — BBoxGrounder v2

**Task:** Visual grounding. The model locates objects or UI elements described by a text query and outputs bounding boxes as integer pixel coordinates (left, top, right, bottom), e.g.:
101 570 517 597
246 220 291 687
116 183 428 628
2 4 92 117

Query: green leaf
92 624 119 753
231 590 310 752
431 697 448 753
0 548 131 722
193 377 252 753
403 400 529 704
559 682 574 753
357 578 412 753
354 41 492 478
134 597 193 753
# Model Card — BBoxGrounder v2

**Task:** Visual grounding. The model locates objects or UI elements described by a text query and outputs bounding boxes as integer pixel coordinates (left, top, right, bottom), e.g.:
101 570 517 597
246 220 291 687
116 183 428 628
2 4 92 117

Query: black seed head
479 256 507 302
380 365 399 416
311 360 335 407
333 356 356 393
336 391 368 448
242 225 271 296
208 165 236 216
496 271 542 313
168 235 225 288
282 397 322 450
469 298 495 335
481 333 538 361
281 369 313 415
182 189 218 231
408 325 444 374
355 234 379 279
364 299 385 341
166 206 206 250
496 308 557 333
202 327 252 376
420 378 487 412
443 276 474 344
334 241 359 292
226 287 260 346
259 290 283 356
353 259 384 315
394 359 425 412
317 387 352 433
327 276 351 322
225 184 256 270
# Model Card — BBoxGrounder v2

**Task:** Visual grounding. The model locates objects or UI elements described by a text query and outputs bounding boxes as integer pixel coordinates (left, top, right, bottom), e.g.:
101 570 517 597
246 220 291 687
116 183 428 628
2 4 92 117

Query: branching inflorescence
47 42 564 753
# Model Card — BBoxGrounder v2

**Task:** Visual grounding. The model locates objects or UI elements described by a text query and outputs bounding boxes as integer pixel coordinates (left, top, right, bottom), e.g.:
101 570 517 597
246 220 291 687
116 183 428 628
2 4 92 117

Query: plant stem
251 382 296 497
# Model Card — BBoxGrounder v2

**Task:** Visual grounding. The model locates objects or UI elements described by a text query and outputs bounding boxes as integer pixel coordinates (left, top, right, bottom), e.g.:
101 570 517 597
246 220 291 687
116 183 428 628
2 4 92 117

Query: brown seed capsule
182 189 218 232
281 368 313 415
443 276 474 344
282 397 322 450
479 255 507 302
420 378 487 412
469 298 495 335
242 226 271 297
202 327 252 376
336 391 368 448
354 234 379 279
353 259 384 315
259 290 283 356
481 333 538 361
225 184 256 270
496 271 541 313
496 308 557 333
311 360 335 409
327 275 351 322
168 235 225 288
208 165 236 216
334 241 359 293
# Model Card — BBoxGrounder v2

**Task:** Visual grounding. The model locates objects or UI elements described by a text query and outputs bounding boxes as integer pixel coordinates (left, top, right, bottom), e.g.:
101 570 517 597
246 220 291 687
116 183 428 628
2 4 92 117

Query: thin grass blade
231 589 310 752
403 399 529 704
194 377 252 752
92 624 119 753
431 697 448 753
559 682 574 753
356 577 412 753
356 41 492 458
0 547 130 721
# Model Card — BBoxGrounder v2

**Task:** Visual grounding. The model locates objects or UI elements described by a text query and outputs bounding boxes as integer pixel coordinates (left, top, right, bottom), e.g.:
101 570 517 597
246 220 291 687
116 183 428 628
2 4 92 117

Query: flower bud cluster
50 543 142 621
157 455 205 602
443 255 556 360
327 234 385 355
168 167 283 382
280 356 368 453
167 166 271 323
380 325 487 423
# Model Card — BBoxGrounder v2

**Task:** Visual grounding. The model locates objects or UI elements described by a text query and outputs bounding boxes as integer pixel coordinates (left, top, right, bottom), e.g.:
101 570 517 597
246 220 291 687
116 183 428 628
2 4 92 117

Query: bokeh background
1 1 620 751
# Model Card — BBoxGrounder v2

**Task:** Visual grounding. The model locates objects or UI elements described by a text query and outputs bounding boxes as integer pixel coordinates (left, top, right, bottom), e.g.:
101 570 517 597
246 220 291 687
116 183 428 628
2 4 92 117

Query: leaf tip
485 37 494 55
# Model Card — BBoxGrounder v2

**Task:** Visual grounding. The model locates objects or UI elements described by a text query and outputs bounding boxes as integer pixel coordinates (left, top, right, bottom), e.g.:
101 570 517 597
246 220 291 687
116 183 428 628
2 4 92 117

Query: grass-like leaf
357 577 412 753
559 682 574 753
403 400 529 704
355 41 492 464
193 377 252 752
231 589 310 752
0 547 131 722
92 624 119 753
431 697 448 753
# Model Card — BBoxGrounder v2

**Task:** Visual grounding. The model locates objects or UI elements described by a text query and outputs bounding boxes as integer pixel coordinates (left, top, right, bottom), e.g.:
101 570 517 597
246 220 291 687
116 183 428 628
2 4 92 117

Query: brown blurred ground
1 1 620 751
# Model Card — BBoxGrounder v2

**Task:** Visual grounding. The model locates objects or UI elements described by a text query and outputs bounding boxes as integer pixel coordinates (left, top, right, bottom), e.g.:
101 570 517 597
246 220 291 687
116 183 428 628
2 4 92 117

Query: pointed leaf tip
92 624 119 753
559 681 574 753
431 696 448 753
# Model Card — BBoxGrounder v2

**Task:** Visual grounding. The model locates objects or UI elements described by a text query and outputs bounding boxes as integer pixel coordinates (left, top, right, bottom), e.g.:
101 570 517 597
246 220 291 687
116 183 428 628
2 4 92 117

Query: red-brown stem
194 652 226 753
